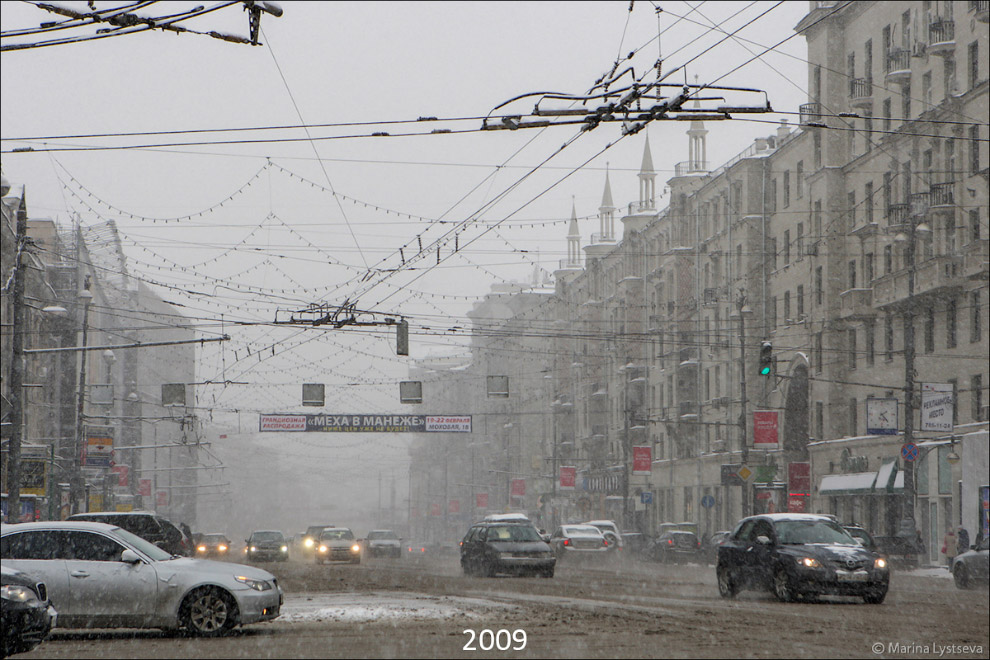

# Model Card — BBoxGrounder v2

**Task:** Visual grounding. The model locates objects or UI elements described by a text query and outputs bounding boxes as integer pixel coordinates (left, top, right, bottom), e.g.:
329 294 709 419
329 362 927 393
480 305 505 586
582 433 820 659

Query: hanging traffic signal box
759 341 773 376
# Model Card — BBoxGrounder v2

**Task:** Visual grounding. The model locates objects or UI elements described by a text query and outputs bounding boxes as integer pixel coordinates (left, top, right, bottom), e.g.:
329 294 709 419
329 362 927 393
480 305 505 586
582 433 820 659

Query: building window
925 307 935 353
815 401 824 441
865 182 874 223
972 209 982 242
784 230 791 264
783 171 791 207
784 290 791 322
947 299 957 348
814 332 823 373
849 397 858 437
944 56 956 97
882 98 891 132
884 245 893 274
972 291 982 343
797 285 804 317
770 296 777 330
848 329 857 369
971 125 980 174
902 85 911 120
969 41 980 90
866 320 875 366
796 161 804 198
865 253 874 283
813 131 822 169
973 375 984 422
849 260 857 289
948 378 959 427
815 266 823 306
848 191 856 226
885 315 894 361
797 222 804 257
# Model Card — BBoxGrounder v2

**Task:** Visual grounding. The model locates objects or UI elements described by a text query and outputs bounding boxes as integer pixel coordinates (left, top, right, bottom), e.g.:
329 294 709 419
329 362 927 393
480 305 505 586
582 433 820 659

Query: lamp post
894 193 931 535
732 297 754 517
71 284 93 514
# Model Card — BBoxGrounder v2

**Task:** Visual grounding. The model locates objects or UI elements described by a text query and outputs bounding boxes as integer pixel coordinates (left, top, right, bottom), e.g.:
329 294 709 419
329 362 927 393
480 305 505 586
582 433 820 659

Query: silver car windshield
112 527 174 561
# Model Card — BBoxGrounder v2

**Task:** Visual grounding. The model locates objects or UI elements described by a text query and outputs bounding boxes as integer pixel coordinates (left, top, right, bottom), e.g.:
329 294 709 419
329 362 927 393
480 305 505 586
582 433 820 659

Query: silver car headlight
1 584 39 603
234 575 272 591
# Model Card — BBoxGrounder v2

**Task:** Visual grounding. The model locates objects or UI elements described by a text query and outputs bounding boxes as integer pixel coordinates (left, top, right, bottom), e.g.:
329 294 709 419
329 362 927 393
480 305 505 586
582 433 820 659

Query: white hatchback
0 521 282 636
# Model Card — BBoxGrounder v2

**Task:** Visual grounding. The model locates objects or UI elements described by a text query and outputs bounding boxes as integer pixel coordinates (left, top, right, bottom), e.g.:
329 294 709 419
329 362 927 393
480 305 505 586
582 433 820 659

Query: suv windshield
487 525 542 542
251 531 284 542
776 520 857 545
320 529 354 541
367 531 398 540
113 527 173 561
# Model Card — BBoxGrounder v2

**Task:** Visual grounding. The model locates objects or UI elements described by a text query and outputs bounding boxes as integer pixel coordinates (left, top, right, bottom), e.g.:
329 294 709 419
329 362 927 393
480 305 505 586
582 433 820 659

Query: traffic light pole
736 296 750 518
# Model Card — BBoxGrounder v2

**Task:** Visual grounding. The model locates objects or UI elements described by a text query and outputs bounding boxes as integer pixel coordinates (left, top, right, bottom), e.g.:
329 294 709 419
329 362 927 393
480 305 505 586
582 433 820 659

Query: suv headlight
1 585 39 603
351 544 361 553
304 538 315 548
875 558 888 569
281 545 288 552
799 557 821 568
234 575 272 591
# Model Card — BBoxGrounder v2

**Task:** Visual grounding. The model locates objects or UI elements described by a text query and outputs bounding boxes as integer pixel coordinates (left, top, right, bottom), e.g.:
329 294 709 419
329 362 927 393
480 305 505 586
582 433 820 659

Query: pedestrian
941 528 956 566
957 527 970 555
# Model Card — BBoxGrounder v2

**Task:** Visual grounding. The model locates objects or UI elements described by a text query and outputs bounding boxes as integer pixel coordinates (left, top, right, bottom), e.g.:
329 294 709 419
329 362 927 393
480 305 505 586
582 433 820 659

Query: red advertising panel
476 492 489 509
787 461 811 512
430 501 442 516
559 466 576 491
753 411 779 448
510 478 526 497
448 499 460 514
632 446 652 475
155 490 168 507
111 465 129 487
138 479 152 497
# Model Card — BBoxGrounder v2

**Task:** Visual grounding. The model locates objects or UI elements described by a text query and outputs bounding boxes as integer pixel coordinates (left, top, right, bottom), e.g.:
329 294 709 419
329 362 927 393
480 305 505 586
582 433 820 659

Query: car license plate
835 570 868 581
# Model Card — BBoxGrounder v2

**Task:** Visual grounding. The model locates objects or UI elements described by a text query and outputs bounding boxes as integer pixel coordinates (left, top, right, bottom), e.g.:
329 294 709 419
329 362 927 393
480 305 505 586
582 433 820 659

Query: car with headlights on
364 529 402 558
549 524 610 561
1 521 282 636
298 524 335 560
716 513 889 604
245 530 289 563
1 564 55 657
951 535 989 589
460 521 555 578
195 533 231 559
316 527 361 564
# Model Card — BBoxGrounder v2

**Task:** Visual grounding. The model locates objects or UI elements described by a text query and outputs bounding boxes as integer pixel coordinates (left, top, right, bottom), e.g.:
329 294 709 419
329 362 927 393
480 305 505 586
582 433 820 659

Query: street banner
155 490 168 506
753 411 779 448
921 383 954 432
559 466 576 491
511 478 526 497
866 397 899 435
138 479 152 497
111 465 129 487
476 492 489 509
259 413 471 433
787 462 810 513
632 446 652 475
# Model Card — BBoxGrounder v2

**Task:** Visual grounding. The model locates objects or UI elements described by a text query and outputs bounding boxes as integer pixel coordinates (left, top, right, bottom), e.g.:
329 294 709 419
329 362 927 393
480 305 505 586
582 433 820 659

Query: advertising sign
259 413 472 433
866 398 899 435
155 490 168 507
138 479 152 497
84 424 114 467
510 478 526 498
921 383 954 432
111 465 129 488
753 411 779 448
632 446 652 475
559 466 576 491
476 492 489 509
787 462 810 513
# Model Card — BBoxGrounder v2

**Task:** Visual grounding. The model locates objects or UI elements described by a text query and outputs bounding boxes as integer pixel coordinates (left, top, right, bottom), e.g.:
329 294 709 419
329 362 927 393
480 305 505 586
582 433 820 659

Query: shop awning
819 471 878 495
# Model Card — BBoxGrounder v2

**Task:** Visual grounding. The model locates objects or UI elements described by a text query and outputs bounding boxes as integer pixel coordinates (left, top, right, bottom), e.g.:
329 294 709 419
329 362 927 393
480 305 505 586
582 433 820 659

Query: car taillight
563 538 570 546
603 539 609 547
667 539 674 545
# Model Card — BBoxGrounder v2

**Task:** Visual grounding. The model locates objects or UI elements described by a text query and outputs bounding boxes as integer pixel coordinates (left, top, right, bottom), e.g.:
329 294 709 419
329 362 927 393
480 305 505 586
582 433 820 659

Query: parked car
549 524 610 560
460 521 555 578
1 521 282 636
951 536 989 589
583 520 624 551
245 530 289 563
364 530 402 558
702 530 732 564
651 530 702 563
195 533 231 559
1 564 55 657
716 513 889 604
67 511 192 556
316 527 361 564
298 524 335 559
842 525 878 552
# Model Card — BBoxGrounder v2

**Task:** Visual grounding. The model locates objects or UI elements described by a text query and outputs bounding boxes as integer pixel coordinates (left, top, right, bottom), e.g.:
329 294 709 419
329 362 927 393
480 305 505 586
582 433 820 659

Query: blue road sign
701 494 716 509
901 442 919 462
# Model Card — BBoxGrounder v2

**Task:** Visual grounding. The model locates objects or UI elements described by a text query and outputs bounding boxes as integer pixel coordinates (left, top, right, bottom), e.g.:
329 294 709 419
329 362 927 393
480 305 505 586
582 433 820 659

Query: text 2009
462 629 527 651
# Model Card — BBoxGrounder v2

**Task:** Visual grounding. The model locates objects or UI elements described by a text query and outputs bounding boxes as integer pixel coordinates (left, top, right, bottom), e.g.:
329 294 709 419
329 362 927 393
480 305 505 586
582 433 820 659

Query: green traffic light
760 366 771 375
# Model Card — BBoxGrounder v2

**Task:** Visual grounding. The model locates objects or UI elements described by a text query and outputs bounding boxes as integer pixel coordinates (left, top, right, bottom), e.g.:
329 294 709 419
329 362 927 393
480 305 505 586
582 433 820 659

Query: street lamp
731 299 754 516
893 193 932 535
71 285 93 514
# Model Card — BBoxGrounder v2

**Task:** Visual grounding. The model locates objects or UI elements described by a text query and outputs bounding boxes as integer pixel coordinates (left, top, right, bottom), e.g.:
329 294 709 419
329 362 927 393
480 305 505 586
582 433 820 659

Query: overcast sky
1 1 810 531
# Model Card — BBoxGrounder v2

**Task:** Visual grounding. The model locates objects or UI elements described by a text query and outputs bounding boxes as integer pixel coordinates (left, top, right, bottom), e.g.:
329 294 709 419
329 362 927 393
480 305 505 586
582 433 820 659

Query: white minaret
687 82 708 173
567 197 581 268
638 136 657 210
599 167 616 242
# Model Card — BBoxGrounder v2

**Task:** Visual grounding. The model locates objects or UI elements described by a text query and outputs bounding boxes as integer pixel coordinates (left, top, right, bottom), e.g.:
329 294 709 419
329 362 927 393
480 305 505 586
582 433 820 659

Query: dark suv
66 511 191 556
716 513 889 604
460 521 555 578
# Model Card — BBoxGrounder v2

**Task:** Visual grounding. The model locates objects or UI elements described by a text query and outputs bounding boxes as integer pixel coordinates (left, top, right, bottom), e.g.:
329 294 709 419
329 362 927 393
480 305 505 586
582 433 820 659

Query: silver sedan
0 521 282 636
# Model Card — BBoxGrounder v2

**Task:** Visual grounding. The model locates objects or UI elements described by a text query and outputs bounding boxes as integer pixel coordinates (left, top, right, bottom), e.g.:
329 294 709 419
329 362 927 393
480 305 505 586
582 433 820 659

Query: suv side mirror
755 535 772 546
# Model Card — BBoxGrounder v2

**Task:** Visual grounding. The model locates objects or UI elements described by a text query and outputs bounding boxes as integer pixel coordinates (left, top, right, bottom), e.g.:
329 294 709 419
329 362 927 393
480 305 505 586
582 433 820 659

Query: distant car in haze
365 530 402 558
245 530 288 563
316 528 361 564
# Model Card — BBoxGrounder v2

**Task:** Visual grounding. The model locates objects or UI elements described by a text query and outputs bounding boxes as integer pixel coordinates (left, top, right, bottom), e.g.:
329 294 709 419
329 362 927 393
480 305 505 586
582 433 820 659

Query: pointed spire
601 165 615 209
640 137 655 175
568 196 580 237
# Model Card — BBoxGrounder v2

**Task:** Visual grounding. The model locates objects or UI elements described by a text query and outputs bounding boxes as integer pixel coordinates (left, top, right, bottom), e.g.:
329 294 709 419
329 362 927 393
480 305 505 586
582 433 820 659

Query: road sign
701 494 716 509
866 398 898 435
737 465 754 483
921 383 954 432
640 492 653 504
901 442 919 462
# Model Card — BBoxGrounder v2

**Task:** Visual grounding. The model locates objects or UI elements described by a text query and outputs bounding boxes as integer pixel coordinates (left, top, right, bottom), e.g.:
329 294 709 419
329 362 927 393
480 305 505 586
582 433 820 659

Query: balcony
873 256 964 308
885 203 910 226
971 0 989 22
799 102 825 126
928 19 955 55
885 49 912 84
929 182 954 209
674 160 708 176
838 288 874 319
963 239 989 280
849 78 873 109
678 401 699 419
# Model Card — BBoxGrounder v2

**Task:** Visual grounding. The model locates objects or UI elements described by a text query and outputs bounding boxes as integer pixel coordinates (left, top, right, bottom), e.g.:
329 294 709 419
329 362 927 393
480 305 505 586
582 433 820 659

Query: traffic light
759 341 773 376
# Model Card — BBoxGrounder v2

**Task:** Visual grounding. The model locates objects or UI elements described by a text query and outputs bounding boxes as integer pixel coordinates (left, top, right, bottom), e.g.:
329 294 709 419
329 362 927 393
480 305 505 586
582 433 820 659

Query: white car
0 521 282 636
583 519 624 551
549 524 610 560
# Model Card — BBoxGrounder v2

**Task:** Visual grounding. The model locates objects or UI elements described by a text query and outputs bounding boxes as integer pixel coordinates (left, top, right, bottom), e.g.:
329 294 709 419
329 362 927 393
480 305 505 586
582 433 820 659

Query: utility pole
622 373 630 530
735 295 752 518
6 188 27 523
71 282 93 514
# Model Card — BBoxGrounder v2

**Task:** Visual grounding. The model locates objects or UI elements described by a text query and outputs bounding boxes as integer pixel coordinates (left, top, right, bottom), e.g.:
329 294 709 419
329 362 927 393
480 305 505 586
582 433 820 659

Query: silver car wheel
184 588 235 636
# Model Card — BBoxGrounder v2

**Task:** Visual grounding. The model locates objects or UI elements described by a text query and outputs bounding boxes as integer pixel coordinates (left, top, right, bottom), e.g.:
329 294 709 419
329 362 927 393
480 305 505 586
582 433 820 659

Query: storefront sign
632 446 652 475
559 466 576 491
259 413 471 433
